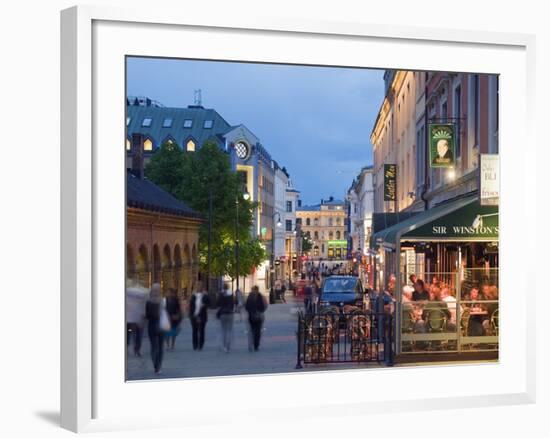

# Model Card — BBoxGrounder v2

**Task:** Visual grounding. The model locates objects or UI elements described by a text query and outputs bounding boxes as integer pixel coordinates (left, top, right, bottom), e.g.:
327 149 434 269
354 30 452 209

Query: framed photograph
61 5 536 433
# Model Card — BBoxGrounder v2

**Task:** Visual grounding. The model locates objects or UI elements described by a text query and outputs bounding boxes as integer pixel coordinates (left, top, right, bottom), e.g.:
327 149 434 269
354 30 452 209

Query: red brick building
126 134 203 298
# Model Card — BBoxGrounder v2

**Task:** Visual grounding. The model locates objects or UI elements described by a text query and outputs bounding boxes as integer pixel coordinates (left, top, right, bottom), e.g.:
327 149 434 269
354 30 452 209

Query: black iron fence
295 307 394 368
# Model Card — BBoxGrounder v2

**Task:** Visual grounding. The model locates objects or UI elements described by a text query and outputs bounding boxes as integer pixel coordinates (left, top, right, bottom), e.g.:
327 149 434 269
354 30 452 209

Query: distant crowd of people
126 281 268 375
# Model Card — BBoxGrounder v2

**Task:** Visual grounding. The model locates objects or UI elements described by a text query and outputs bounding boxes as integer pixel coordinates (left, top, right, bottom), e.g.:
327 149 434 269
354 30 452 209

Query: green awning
373 195 498 249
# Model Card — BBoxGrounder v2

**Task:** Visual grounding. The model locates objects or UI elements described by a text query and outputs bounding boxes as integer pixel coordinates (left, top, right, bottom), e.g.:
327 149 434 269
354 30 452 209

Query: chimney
131 133 144 179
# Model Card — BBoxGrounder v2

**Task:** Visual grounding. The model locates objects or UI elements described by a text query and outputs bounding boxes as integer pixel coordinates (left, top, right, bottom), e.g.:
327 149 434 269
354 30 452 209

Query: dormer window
142 117 152 127
203 120 213 128
162 118 173 128
183 119 193 128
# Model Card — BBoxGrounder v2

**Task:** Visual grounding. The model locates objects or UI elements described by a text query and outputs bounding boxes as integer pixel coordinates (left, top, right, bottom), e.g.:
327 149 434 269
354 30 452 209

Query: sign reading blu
429 123 456 168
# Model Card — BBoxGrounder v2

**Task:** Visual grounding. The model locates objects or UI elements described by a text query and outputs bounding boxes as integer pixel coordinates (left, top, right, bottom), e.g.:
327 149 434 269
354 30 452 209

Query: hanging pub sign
429 123 456 168
383 164 397 201
480 154 499 206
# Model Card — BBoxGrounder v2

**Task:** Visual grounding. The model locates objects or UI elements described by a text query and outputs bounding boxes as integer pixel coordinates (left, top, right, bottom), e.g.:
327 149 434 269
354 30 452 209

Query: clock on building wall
234 141 250 160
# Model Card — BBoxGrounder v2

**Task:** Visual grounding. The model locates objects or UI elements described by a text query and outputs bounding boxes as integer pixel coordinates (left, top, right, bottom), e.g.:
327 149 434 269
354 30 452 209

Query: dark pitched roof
127 172 202 219
126 104 232 150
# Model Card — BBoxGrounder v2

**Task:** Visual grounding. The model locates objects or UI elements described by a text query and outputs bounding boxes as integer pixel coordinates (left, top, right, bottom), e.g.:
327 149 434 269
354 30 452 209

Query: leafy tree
301 231 313 253
145 140 264 279
144 141 185 194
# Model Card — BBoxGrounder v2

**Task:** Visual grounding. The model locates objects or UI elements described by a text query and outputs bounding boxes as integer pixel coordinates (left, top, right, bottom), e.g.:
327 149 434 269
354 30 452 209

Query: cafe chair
490 308 499 336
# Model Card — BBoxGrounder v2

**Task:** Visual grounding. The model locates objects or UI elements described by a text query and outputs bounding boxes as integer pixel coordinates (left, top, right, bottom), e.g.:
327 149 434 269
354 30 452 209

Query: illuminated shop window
186 140 196 152
144 139 153 151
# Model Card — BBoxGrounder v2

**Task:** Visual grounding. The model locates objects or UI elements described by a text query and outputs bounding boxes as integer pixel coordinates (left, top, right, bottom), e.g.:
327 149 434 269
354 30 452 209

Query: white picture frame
60 5 536 433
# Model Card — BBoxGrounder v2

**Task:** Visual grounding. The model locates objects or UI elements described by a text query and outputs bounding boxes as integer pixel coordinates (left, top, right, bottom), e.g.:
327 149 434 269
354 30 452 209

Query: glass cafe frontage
372 195 499 360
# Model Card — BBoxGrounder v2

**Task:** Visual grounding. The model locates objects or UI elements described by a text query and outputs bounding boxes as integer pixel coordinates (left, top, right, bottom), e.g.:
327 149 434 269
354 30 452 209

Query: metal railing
295 307 394 368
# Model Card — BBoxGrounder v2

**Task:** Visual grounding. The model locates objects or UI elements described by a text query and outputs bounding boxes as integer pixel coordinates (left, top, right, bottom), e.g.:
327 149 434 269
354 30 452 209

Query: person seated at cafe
466 287 488 336
409 274 417 286
421 287 452 330
402 285 414 302
412 279 429 301
440 286 457 330
481 284 499 334
431 275 440 288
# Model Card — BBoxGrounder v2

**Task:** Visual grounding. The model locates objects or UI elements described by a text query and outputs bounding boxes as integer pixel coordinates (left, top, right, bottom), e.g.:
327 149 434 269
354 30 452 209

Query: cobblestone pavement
126 295 382 381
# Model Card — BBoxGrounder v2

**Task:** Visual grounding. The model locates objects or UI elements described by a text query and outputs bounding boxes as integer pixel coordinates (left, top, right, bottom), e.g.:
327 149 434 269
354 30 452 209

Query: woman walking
145 283 166 374
217 283 235 353
245 286 268 351
165 288 182 350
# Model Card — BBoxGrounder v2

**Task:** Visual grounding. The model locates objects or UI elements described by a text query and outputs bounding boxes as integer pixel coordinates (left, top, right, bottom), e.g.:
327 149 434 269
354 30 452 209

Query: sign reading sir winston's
383 164 397 201
429 123 456 168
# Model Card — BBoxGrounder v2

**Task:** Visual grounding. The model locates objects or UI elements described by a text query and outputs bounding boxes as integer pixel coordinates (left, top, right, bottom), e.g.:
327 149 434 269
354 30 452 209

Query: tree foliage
145 140 265 279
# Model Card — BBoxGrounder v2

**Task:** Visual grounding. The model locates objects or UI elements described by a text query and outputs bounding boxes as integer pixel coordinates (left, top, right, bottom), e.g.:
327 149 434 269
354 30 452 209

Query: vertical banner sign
429 123 456 168
383 164 397 201
480 154 499 205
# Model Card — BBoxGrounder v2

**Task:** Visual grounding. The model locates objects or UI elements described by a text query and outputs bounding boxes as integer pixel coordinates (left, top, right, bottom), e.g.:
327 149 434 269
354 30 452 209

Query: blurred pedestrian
303 279 313 313
145 283 166 374
165 288 182 350
235 287 245 322
126 282 147 357
245 286 268 351
189 281 210 351
217 283 235 353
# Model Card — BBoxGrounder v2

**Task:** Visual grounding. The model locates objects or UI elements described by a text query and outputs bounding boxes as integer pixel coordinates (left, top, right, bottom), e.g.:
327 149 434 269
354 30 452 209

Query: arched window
186 139 196 152
143 138 153 151
336 231 341 239
306 218 311 226
314 231 319 240
329 231 334 240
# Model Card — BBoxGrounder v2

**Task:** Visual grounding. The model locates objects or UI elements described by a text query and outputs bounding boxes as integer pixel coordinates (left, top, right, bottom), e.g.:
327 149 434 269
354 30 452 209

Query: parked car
319 276 367 310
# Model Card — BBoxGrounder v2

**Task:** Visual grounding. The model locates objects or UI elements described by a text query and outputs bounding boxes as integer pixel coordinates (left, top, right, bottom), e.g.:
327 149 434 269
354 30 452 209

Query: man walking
245 286 268 351
189 281 210 350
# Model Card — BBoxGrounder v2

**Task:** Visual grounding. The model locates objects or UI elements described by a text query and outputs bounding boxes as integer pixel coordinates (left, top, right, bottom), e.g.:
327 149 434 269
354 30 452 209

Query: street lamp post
270 212 282 304
235 188 250 292
207 186 213 295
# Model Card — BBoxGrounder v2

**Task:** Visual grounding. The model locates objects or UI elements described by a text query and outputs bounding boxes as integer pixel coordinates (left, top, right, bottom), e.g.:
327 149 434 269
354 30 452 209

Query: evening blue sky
126 57 385 205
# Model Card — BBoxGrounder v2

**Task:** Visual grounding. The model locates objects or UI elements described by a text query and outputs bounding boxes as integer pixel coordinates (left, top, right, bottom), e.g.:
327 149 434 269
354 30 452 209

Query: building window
336 218 341 226
203 120 213 128
336 231 341 239
143 139 153 151
183 119 193 128
328 218 333 227
285 220 292 232
314 231 319 240
126 138 131 151
286 201 292 212
162 118 173 128
329 231 334 240
126 117 131 126
306 218 311 226
142 117 152 127
186 140 196 152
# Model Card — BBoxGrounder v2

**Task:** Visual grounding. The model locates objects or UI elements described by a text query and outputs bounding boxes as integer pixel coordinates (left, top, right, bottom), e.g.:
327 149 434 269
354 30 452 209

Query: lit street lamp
235 187 250 292
270 212 283 304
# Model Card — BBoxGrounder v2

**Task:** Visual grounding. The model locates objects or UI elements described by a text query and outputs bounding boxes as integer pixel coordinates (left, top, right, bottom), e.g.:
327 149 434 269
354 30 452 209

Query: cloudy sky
126 57 385 205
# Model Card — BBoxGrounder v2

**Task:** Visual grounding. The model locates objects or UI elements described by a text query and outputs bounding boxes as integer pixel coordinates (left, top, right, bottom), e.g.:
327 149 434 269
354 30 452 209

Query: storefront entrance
372 195 499 358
